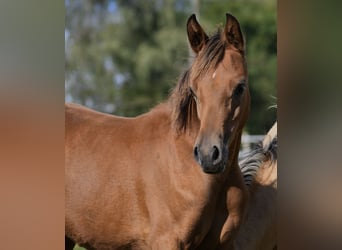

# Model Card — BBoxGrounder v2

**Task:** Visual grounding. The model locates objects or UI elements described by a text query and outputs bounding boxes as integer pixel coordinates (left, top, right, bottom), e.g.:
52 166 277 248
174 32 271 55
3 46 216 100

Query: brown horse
66 13 250 250
235 122 277 250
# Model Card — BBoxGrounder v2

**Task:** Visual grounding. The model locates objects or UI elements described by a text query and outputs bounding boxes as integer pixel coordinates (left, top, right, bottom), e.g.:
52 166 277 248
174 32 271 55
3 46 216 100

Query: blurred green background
65 0 276 134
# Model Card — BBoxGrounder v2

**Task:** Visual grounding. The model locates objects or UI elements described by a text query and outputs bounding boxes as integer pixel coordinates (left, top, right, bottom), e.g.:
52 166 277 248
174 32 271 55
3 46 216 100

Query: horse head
185 14 250 174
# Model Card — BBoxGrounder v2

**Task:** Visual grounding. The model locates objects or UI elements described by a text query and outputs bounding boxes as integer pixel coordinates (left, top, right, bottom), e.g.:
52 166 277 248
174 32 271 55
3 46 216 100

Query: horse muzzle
193 143 228 174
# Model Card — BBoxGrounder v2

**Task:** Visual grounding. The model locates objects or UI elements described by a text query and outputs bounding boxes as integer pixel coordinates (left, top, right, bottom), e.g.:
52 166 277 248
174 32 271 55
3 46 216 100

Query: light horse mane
239 122 277 187
169 29 245 133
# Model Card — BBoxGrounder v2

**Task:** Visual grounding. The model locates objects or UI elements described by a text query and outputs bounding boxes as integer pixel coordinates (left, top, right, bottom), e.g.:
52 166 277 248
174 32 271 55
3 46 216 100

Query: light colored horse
66 13 250 250
235 122 277 250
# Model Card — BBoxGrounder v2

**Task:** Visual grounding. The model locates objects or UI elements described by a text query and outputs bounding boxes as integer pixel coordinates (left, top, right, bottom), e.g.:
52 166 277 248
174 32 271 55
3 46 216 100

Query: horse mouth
201 163 226 174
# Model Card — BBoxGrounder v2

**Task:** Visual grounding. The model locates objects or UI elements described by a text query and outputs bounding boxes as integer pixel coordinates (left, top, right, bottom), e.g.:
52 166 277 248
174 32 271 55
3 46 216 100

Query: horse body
66 13 250 250
66 103 243 249
235 122 277 250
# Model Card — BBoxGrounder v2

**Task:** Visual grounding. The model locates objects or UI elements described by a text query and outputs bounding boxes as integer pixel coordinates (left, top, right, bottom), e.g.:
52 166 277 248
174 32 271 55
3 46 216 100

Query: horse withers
66 13 250 250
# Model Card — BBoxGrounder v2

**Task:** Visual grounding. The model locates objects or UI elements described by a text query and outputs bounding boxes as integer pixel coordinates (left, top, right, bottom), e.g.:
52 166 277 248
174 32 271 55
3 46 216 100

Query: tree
66 0 191 115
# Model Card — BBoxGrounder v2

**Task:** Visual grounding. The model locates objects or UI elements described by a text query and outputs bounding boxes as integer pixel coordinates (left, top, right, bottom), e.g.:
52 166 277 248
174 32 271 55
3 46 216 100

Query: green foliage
74 245 86 250
65 0 276 133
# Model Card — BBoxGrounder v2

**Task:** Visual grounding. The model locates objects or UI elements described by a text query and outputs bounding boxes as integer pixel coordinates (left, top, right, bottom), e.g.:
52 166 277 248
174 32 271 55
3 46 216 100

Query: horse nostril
194 146 199 160
212 146 220 162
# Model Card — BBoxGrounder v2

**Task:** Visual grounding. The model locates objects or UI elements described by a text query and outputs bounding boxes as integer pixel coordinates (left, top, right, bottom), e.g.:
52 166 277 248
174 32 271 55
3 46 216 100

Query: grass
74 245 87 250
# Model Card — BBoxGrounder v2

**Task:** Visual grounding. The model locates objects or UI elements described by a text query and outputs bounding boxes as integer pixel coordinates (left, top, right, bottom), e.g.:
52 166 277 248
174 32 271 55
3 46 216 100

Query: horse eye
233 83 246 97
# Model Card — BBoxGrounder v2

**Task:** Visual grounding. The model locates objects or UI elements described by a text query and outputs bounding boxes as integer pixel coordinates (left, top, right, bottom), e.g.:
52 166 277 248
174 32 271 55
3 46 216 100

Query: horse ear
224 13 244 51
187 14 208 54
